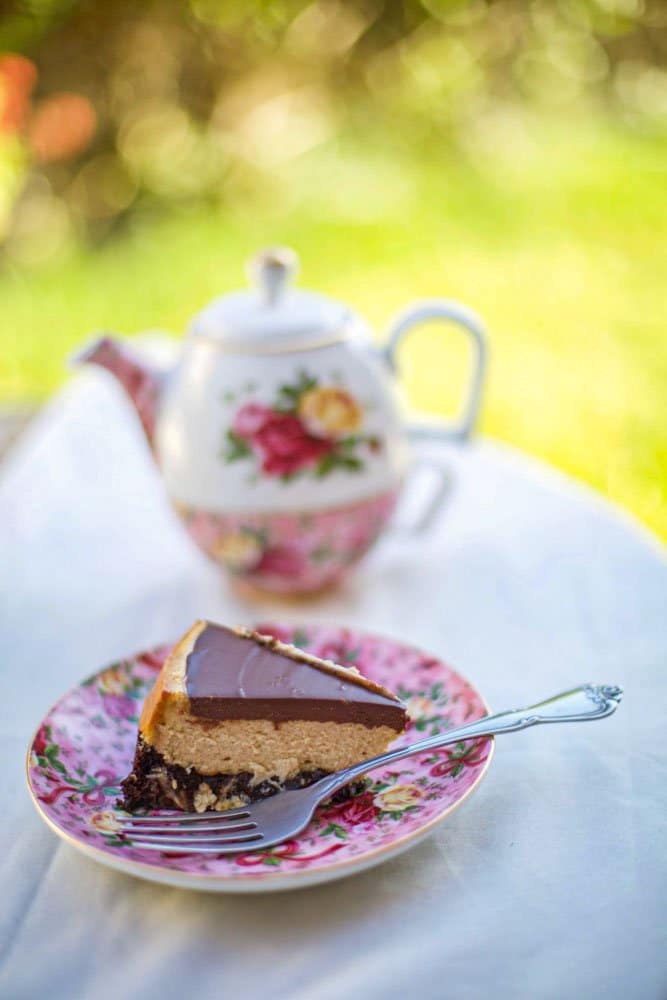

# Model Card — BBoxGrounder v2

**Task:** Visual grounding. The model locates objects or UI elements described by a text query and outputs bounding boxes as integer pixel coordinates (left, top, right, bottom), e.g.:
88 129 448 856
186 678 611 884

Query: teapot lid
188 248 355 350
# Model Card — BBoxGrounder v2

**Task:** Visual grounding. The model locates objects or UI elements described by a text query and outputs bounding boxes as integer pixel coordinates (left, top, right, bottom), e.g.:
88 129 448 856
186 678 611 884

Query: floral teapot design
77 248 487 595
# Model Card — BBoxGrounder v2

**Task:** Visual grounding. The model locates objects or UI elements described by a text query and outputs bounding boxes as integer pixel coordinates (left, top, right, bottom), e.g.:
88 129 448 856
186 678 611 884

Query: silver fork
119 684 622 854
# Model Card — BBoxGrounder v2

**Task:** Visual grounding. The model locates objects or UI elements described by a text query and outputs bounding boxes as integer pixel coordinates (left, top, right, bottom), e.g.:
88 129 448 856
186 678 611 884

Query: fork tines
119 810 264 854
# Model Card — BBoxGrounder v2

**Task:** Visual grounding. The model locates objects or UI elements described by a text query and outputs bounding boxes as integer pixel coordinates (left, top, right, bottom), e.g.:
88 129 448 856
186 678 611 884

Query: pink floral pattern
231 403 333 477
27 625 493 887
223 371 380 481
177 490 398 594
76 337 163 446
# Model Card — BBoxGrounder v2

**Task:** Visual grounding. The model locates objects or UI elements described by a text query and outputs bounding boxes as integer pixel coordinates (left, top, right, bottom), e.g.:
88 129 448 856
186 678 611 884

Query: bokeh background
1 0 665 536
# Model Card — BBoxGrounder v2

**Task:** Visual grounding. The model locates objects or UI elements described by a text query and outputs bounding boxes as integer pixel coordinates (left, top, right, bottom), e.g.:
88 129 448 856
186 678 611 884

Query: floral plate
27 624 494 893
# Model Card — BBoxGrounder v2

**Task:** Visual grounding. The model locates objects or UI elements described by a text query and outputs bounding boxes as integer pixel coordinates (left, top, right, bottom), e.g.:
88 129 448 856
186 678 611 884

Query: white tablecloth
1 371 665 1000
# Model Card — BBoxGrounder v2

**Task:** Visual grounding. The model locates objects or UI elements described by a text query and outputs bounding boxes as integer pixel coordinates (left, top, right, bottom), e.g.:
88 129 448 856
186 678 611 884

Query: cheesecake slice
120 621 406 813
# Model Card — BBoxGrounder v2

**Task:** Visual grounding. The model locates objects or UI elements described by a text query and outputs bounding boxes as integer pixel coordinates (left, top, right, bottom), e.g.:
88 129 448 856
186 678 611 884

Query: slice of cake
120 621 406 812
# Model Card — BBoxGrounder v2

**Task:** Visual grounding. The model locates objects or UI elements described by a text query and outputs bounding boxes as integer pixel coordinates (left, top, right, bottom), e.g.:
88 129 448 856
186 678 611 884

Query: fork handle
317 684 623 797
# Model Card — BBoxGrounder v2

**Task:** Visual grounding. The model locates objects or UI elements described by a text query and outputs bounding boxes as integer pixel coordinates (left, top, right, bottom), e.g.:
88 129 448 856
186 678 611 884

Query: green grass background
2 122 666 538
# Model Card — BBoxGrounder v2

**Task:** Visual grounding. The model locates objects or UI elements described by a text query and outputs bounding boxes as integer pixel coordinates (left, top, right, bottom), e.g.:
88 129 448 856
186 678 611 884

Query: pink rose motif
231 403 333 477
232 402 273 438
33 723 50 757
253 412 333 476
255 544 307 579
322 791 380 826
32 723 75 761
224 374 373 485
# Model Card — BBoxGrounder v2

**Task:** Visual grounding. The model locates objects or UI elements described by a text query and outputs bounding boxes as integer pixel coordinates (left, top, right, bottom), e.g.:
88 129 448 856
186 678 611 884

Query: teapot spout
73 335 164 448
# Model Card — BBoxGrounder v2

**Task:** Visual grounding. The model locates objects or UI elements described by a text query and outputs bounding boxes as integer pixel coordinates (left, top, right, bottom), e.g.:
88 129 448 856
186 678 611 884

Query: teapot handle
383 299 488 443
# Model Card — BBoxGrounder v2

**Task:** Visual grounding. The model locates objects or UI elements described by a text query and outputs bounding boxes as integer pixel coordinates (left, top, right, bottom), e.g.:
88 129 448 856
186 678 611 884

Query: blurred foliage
0 0 666 257
0 0 665 539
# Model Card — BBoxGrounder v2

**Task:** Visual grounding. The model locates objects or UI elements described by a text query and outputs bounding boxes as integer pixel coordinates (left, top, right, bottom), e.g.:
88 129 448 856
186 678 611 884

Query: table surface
1 371 665 1000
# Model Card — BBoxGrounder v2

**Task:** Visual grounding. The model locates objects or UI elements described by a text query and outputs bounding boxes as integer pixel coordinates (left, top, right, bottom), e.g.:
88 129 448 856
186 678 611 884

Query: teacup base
174 490 398 596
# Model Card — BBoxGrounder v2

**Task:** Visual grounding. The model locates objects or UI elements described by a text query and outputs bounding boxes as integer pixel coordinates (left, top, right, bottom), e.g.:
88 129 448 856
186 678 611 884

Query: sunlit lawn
2 121 666 538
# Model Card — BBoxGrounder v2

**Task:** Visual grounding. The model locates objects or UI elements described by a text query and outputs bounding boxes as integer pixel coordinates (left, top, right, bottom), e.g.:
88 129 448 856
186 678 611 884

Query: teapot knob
248 247 298 306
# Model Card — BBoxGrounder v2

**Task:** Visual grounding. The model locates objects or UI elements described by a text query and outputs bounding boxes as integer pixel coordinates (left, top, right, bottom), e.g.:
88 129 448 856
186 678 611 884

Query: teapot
77 248 487 595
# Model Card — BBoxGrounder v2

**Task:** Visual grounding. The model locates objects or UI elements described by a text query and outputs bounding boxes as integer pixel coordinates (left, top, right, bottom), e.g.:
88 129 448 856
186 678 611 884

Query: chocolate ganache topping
185 623 405 730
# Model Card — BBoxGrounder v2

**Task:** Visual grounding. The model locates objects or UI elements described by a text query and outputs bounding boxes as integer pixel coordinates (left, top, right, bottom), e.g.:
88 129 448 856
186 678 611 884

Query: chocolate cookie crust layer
120 738 364 813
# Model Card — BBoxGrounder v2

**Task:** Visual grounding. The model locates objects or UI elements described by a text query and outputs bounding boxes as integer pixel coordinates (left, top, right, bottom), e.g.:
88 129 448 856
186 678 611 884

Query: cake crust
121 738 365 813
138 621 203 744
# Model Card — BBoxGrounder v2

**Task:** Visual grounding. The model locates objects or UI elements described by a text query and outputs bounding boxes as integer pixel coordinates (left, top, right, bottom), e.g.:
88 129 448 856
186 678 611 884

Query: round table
1 371 665 1000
